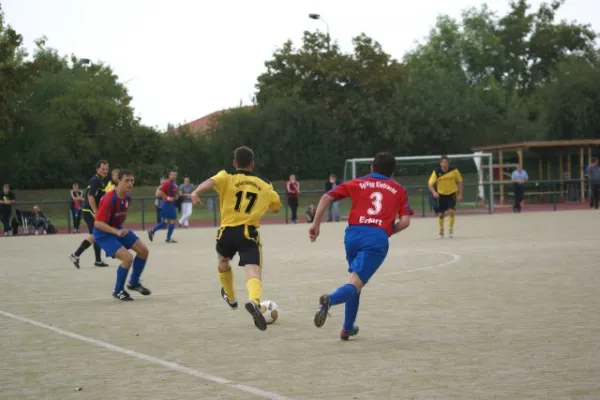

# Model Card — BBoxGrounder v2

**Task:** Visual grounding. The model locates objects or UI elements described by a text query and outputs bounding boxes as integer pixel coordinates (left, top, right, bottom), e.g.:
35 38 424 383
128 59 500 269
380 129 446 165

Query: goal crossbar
344 152 495 213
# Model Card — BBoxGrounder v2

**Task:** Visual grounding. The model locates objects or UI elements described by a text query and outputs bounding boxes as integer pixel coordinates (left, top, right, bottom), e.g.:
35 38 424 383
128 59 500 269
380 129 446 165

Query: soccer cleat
340 326 360 341
165 238 177 243
69 254 81 269
147 229 154 242
94 261 109 267
221 287 238 310
127 283 151 296
113 290 133 301
314 294 331 328
245 301 268 331
449 229 454 239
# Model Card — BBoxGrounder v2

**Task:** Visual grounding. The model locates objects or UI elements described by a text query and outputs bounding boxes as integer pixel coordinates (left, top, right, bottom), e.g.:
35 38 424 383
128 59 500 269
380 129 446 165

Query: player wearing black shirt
69 160 110 268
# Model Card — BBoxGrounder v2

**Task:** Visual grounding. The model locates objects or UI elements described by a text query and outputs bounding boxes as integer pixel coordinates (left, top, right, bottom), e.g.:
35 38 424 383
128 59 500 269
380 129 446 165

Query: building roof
472 139 600 152
177 106 255 134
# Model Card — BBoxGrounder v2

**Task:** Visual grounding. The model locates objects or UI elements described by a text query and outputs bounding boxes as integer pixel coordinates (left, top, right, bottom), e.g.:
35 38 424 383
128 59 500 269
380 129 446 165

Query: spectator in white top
178 176 195 227
511 164 528 213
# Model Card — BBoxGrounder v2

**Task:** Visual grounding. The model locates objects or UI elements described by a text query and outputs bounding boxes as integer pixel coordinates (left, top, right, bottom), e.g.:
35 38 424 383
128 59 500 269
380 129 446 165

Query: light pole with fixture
308 13 330 50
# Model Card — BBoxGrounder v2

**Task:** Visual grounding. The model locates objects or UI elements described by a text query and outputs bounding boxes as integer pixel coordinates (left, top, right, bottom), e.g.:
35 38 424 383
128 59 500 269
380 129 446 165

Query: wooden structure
472 140 600 205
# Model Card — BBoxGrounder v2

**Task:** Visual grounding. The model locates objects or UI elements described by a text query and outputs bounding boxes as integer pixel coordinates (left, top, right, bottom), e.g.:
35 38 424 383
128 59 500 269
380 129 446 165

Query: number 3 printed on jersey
367 191 383 215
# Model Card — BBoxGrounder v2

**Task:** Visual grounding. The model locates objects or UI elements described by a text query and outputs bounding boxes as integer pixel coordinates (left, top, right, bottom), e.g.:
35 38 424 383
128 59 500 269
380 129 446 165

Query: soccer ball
260 300 279 324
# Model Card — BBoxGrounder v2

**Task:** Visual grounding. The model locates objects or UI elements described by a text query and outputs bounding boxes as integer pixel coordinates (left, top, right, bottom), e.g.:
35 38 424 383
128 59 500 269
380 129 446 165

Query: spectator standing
178 176 195 227
325 174 340 222
70 183 84 233
31 205 47 235
1 184 16 236
586 157 600 209
511 164 528 213
286 174 300 224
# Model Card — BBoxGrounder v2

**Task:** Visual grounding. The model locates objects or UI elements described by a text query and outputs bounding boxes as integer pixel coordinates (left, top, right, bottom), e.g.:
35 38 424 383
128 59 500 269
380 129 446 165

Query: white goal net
343 153 494 214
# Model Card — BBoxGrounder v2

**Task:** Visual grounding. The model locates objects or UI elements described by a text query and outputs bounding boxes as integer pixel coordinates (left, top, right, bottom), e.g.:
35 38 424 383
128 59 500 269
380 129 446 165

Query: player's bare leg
126 240 151 296
218 255 237 310
244 264 267 331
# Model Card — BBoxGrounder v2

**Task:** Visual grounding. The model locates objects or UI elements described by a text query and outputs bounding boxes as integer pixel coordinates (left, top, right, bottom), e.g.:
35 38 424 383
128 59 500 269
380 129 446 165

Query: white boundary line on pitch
0 309 294 400
2 250 461 305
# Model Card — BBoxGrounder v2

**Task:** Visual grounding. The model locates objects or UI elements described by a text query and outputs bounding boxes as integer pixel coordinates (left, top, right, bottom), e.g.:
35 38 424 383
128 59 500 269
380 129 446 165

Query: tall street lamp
308 13 330 50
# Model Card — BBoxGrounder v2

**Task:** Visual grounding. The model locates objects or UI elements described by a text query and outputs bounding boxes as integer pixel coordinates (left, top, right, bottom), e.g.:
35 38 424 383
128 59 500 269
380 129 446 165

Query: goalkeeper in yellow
191 146 281 331
428 156 463 238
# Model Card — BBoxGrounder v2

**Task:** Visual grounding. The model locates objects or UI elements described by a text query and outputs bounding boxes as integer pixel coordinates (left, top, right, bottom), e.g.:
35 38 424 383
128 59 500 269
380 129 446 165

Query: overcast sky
3 0 598 130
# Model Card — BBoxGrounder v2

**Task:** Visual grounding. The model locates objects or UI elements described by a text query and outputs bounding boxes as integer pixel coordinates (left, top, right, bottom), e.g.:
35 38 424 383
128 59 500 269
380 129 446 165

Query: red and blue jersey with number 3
328 173 413 237
95 190 131 229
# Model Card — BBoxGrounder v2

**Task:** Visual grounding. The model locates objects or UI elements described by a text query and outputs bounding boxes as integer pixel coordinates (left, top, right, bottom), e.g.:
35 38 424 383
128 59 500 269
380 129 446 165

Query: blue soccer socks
329 283 358 306
152 220 166 233
343 291 361 332
115 266 129 293
129 256 147 287
166 223 175 240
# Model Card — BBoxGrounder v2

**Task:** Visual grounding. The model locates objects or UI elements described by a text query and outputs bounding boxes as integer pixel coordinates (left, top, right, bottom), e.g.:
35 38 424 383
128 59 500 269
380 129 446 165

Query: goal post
343 153 495 214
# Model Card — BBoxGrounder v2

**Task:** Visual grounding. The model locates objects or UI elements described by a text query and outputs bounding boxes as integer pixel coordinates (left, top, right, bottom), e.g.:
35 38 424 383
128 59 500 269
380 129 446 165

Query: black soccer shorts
216 225 262 267
437 193 457 213
83 211 95 234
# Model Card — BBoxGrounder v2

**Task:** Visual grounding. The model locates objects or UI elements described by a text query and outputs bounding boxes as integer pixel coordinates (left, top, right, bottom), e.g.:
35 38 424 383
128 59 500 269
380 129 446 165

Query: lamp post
308 13 330 50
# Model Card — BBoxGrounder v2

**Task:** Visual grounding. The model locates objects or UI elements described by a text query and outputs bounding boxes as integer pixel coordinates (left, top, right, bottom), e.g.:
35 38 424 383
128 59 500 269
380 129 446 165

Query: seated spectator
306 202 316 223
31 205 47 235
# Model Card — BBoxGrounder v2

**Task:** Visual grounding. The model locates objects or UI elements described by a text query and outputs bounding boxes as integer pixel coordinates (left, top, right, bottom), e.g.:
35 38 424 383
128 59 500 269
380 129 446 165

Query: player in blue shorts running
309 152 413 340
94 169 152 301
148 170 178 243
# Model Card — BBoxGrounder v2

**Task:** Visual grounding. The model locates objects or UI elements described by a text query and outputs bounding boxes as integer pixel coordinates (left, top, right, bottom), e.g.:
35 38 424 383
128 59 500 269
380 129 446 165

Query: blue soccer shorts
344 226 389 284
93 229 139 258
160 202 177 220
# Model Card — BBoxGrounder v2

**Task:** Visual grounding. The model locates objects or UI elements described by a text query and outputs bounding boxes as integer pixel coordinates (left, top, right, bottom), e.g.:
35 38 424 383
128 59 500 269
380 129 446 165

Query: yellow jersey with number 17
212 170 281 228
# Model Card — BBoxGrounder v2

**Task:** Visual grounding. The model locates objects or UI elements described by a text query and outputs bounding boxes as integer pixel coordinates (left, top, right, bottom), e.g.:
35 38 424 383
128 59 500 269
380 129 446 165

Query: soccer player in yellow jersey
191 146 281 331
428 156 463 238
104 168 120 192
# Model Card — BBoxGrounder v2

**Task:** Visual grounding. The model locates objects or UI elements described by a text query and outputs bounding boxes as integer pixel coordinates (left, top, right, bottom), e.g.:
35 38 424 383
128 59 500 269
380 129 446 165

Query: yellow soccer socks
219 269 236 302
246 277 262 306
449 214 455 230
438 215 444 232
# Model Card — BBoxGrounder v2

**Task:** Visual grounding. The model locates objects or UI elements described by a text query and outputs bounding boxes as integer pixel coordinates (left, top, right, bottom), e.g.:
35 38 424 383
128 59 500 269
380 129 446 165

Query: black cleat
113 290 133 301
245 301 267 331
165 238 177 244
147 229 154 242
314 294 331 328
221 287 238 310
69 254 80 269
127 283 151 296
340 326 360 341
94 261 109 267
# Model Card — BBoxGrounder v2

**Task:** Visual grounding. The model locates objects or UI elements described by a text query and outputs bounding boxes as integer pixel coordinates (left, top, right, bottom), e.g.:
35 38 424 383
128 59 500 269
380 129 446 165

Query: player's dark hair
372 152 396 177
234 146 254 169
96 159 108 169
440 155 450 162
118 169 134 180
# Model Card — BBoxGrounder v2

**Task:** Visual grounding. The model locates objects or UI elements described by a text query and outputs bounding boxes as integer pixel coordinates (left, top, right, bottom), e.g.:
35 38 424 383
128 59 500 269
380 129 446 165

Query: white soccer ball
260 300 279 324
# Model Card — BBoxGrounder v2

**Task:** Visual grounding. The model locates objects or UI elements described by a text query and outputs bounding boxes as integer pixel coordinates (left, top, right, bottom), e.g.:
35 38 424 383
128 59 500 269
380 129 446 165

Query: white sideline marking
0 310 294 400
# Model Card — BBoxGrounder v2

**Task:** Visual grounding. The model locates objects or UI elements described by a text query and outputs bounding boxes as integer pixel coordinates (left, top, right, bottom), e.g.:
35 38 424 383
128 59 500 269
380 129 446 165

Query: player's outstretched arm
427 171 438 198
190 178 216 204
309 193 335 241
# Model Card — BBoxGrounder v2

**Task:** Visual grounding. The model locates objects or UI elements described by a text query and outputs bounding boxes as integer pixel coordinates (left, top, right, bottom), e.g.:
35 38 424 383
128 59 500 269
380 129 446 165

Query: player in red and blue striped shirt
309 152 413 340
148 170 179 243
94 169 152 301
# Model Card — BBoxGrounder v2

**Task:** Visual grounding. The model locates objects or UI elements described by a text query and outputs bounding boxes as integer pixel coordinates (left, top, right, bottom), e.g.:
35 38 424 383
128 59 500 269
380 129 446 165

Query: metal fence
6 179 594 234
